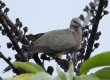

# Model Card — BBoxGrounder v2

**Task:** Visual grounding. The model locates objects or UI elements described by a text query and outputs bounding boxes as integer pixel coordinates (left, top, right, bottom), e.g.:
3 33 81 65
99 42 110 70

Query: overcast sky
0 0 110 78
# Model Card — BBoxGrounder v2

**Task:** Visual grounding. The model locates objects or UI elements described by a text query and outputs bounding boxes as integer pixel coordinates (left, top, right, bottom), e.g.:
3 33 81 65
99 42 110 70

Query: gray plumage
27 17 82 59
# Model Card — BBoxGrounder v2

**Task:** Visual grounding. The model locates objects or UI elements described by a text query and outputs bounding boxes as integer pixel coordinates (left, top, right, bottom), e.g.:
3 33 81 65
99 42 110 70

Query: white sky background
0 0 110 78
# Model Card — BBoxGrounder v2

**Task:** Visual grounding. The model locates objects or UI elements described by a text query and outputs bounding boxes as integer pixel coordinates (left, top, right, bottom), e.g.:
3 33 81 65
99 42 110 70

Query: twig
0 52 19 75
82 0 99 27
84 0 105 61
33 53 46 71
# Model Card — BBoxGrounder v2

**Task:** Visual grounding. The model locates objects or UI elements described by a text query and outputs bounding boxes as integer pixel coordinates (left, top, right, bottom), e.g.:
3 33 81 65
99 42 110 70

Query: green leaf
57 60 74 80
3 77 14 80
80 51 110 74
13 61 37 74
80 75 100 80
74 76 82 80
56 65 67 80
74 75 100 80
14 73 35 80
66 61 74 80
3 72 59 80
25 62 45 72
3 73 35 80
94 67 110 79
34 72 60 80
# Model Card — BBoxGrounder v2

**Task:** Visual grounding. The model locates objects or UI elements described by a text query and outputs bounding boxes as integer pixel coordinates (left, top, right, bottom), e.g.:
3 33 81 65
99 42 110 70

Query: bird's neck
70 26 82 38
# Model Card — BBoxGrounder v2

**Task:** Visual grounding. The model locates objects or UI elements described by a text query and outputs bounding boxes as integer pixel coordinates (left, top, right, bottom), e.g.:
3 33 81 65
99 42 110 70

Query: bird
3 17 82 73
26 17 82 59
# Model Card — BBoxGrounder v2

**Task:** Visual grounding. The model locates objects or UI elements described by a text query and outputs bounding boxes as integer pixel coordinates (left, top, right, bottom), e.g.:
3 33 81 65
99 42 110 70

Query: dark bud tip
23 27 28 33
1 30 6 35
103 0 108 8
7 42 12 48
79 14 84 21
85 25 89 29
83 40 87 44
40 54 47 59
12 47 15 50
19 22 22 28
89 2 94 7
40 54 50 61
83 31 89 37
1 2 6 8
15 54 21 60
0 26 2 31
90 9 94 14
16 18 20 23
8 57 12 60
0 1 2 4
96 31 101 36
103 10 109 15
77 53 84 60
22 45 29 51
95 31 101 40
47 66 54 75
77 63 82 69
89 2 95 9
95 35 99 40
83 6 89 12
94 43 99 48
79 47 85 54
4 8 9 13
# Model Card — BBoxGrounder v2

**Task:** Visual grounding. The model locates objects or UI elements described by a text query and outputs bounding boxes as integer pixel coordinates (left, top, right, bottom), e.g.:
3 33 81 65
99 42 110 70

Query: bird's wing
26 33 45 42
32 29 76 51
27 46 59 54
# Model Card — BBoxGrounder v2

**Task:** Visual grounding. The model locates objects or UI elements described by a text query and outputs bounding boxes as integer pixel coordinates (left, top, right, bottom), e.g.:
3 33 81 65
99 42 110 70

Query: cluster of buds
56 59 69 72
70 0 109 75
0 1 31 62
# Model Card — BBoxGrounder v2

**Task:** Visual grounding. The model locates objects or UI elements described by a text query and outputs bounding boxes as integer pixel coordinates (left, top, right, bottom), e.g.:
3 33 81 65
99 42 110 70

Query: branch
84 0 105 61
0 1 45 71
0 16 27 61
0 10 29 45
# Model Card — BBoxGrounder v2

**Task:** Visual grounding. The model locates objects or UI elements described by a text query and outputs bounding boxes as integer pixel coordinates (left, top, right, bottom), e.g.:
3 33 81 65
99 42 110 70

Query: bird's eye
73 20 77 24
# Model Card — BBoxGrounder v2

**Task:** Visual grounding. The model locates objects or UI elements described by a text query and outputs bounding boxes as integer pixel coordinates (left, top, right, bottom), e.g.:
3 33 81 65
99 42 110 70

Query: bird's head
70 17 82 29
